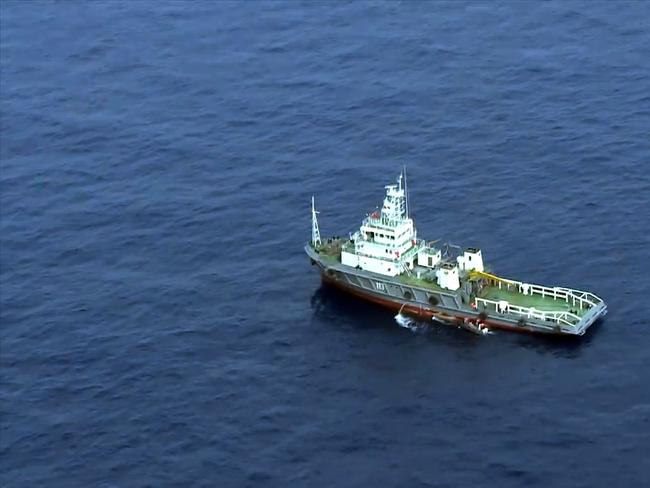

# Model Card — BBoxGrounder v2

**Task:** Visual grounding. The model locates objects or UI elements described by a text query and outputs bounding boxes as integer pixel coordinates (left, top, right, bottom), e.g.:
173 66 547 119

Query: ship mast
311 196 321 247
403 165 409 218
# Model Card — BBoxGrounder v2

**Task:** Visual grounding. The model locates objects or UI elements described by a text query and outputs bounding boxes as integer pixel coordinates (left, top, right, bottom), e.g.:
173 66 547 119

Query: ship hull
322 274 557 335
306 245 605 336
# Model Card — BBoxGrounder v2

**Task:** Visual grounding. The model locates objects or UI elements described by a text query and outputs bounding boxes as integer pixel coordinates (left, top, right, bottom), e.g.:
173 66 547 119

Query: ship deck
312 243 592 319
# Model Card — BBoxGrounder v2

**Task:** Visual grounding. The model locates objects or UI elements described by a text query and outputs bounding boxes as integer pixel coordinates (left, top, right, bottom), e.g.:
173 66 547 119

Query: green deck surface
480 286 588 316
315 252 340 265
397 273 445 292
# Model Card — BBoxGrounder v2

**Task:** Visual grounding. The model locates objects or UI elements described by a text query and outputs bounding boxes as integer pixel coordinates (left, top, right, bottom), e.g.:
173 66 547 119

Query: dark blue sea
2 1 650 486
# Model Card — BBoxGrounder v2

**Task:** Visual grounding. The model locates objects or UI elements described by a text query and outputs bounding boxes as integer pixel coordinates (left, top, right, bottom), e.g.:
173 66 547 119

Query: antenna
311 196 322 247
403 164 409 218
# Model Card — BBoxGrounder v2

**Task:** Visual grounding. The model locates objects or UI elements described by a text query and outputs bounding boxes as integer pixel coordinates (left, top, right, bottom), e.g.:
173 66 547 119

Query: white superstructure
457 248 484 272
341 173 421 277
313 171 486 291
436 262 460 291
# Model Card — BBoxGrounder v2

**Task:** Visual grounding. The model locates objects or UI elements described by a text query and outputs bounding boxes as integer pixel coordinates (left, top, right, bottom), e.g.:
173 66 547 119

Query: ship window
428 256 433 266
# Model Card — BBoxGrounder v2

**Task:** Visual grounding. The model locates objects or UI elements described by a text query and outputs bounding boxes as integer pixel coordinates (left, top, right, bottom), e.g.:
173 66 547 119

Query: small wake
394 313 422 332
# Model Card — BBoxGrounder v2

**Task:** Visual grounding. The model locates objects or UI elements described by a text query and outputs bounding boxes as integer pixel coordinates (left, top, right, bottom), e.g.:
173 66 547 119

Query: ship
305 171 607 336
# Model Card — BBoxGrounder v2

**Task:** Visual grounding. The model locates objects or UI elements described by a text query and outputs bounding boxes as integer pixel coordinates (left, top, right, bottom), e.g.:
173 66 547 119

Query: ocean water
1 1 650 486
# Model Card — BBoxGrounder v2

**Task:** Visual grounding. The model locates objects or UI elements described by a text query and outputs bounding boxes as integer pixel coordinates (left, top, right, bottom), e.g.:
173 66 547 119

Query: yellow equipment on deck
468 269 518 285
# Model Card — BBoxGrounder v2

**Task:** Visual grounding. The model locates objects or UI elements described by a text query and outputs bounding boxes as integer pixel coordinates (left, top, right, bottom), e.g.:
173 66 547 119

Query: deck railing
472 271 604 310
474 297 582 326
